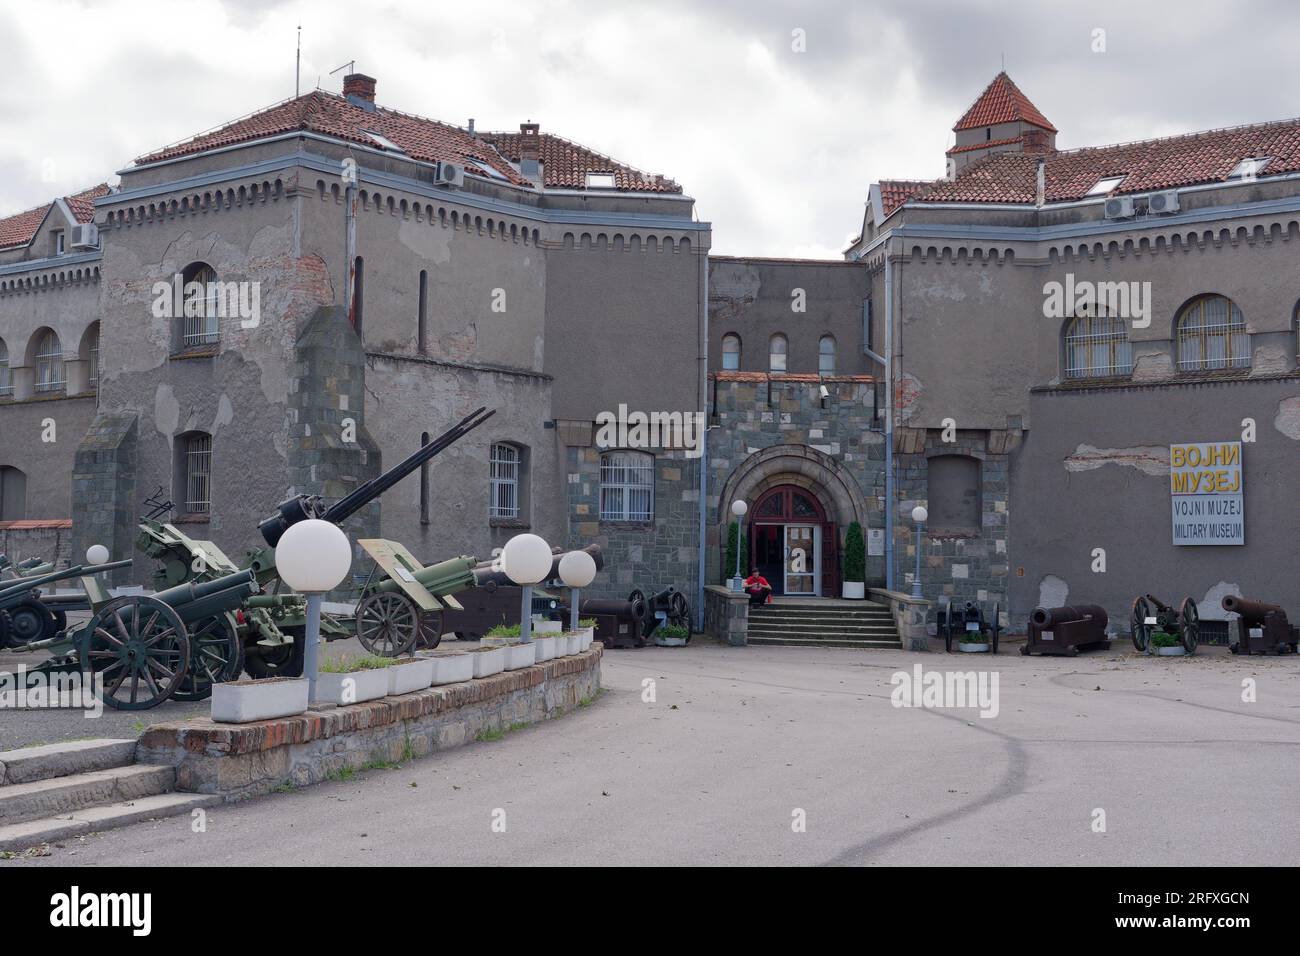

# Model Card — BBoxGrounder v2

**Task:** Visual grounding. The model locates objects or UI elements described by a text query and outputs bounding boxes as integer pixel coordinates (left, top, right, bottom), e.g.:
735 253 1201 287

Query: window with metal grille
1176 295 1250 372
769 334 787 372
0 338 11 397
181 263 220 347
721 333 741 370
1064 312 1132 378
84 323 100 388
600 451 654 522
818 335 836 375
489 443 520 519
34 330 64 393
184 433 212 513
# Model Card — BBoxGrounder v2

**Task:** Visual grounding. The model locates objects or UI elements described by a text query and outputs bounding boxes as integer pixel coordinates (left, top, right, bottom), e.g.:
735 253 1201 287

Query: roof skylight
585 172 617 189
364 131 405 154
1229 157 1270 179
1086 175 1127 196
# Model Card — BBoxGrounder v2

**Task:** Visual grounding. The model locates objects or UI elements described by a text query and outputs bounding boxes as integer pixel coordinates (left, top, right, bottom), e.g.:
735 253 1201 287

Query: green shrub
723 519 748 584
1151 632 1181 647
656 624 689 641
320 653 395 673
578 618 597 628
487 623 522 638
843 521 865 583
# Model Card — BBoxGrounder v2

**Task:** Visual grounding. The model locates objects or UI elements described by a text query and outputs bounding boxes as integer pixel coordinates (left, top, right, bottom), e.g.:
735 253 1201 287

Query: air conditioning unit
1148 190 1181 215
436 162 464 187
68 223 99 249
1104 196 1136 220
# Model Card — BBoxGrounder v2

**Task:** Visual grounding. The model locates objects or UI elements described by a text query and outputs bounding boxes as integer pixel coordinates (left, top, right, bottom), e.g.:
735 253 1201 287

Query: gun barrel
0 560 130 600
370 556 478 599
1031 604 1108 629
472 544 603 588
154 568 258 623
1222 594 1287 625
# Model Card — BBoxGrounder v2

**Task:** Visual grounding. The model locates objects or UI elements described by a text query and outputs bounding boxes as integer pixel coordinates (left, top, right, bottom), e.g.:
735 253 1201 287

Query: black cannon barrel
0 559 133 601
1145 593 1170 612
154 568 257 623
1222 594 1287 625
1031 604 1108 629
580 594 648 621
259 406 496 546
472 544 604 588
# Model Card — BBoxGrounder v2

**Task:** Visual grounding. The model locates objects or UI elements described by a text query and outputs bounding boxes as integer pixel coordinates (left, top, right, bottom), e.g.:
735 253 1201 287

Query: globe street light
558 549 597 631
730 499 748 592
502 533 553 643
910 505 928 600
85 544 110 567
275 519 353 701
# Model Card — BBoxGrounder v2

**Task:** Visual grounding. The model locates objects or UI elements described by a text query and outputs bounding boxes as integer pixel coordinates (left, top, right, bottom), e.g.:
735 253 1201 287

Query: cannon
630 586 690 641
575 593 650 648
940 599 1001 653
136 407 496 678
1130 594 1198 654
0 559 131 647
352 543 479 656
1022 604 1109 656
1222 595 1299 655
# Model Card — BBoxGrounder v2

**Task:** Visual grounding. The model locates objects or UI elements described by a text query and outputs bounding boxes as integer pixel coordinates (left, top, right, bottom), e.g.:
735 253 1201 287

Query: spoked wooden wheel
1131 596 1152 653
990 601 1000 654
79 595 191 710
668 592 690 631
356 592 421 657
172 612 243 701
1179 597 1199 654
416 610 444 650
943 598 954 653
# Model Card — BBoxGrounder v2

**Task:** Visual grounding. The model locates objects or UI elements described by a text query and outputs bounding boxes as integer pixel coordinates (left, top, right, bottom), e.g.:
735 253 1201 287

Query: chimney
519 122 540 178
343 73 377 111
467 118 476 136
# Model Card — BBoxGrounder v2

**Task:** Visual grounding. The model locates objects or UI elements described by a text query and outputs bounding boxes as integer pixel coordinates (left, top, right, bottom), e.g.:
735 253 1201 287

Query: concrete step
0 739 137 787
0 764 174 827
747 619 897 631
0 792 220 853
750 612 894 623
747 635 902 649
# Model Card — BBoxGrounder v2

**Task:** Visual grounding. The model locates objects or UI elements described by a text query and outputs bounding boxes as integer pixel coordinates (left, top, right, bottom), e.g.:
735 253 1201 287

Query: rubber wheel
244 629 305 679
0 609 12 648
6 598 57 645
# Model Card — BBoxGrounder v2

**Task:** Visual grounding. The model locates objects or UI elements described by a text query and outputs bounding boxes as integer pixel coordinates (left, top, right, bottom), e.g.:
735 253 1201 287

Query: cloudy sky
2 0 1298 257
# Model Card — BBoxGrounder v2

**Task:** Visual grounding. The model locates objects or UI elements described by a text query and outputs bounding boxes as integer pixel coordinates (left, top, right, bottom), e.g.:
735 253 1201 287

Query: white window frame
1176 295 1250 372
585 172 616 189
818 335 836 375
34 330 65 393
600 451 654 522
489 443 521 519
1086 175 1127 196
721 334 741 370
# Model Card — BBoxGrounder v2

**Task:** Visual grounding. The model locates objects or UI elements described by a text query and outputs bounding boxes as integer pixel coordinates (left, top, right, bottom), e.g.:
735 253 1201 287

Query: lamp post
275 518 353 702
558 549 598 631
502 533 553 644
85 544 109 566
730 499 748 592
910 505 928 600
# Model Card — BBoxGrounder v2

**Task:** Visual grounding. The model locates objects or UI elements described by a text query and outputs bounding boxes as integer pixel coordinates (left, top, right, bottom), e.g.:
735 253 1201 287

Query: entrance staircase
747 599 901 649
0 739 217 852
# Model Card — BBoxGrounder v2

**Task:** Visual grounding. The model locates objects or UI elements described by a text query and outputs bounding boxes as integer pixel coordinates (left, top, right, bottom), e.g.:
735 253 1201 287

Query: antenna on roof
295 25 302 97
330 60 357 80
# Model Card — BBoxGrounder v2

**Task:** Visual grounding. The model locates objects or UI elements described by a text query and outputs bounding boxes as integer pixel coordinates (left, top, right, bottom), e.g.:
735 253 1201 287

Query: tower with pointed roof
946 72 1056 176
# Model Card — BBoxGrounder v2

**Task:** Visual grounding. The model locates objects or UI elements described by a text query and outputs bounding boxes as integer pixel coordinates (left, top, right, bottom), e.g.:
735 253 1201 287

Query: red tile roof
946 135 1023 155
0 184 109 251
479 130 681 193
954 72 1057 133
135 89 677 192
879 180 934 216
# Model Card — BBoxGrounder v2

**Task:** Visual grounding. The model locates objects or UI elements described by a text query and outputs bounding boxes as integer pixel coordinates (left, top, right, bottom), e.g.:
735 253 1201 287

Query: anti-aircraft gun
136 406 496 684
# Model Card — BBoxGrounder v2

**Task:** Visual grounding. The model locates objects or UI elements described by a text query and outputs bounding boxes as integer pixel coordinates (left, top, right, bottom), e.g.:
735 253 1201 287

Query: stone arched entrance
717 444 871 597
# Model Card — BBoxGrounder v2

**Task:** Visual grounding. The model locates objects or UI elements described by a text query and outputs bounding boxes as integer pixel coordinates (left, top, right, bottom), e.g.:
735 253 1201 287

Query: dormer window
585 172 616 189
1086 175 1127 196
1229 157 1270 180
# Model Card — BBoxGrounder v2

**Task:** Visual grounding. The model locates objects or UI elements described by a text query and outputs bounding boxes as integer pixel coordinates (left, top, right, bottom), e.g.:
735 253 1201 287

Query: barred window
769 333 787 372
82 322 100 388
1176 295 1249 372
721 333 741 370
34 329 64 393
184 433 212 514
1064 312 1132 378
489 443 520 519
818 335 836 375
0 338 11 397
600 451 654 522
181 262 220 348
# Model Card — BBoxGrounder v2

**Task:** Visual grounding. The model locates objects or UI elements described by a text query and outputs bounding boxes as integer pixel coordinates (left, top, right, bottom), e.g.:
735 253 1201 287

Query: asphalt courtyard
4 638 1298 866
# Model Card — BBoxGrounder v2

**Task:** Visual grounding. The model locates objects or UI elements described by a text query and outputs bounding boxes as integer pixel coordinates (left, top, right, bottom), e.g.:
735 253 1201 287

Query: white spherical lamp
731 499 748 518
85 544 110 566
912 505 928 524
274 519 352 593
558 549 597 588
502 533 553 586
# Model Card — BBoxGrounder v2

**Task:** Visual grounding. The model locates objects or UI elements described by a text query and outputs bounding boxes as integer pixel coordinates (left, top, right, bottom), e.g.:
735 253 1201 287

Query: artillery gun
1222 594 1299 655
940 599 1001 653
1130 593 1199 654
1022 604 1109 656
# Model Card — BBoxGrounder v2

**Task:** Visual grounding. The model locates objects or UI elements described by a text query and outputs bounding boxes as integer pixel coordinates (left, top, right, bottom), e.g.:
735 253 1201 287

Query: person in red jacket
743 569 772 607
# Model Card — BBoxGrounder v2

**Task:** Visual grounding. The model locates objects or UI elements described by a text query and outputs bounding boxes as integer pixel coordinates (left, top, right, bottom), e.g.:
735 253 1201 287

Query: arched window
489 443 521 519
0 338 11 397
1176 294 1249 371
0 465 26 520
180 262 220 348
721 333 741 370
600 450 654 522
818 335 836 375
34 329 64 393
80 322 101 389
769 333 788 372
1064 312 1132 378
177 432 212 515
417 270 428 354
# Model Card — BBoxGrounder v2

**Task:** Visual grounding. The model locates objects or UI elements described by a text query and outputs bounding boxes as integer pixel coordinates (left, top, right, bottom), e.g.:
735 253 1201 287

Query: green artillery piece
1130 593 1199 654
353 541 478 656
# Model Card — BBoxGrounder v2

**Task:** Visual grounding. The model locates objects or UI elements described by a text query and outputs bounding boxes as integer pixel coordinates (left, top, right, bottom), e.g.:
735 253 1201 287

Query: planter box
580 627 594 651
842 581 866 600
533 620 564 634
504 642 536 670
958 642 989 653
655 635 689 647
532 636 558 661
387 657 435 696
317 668 391 705
431 654 475 685
560 633 582 655
211 678 308 724
470 646 506 678
1155 645 1187 656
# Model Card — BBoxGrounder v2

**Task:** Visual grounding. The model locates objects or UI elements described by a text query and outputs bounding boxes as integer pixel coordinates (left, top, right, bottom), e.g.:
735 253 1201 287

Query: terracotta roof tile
879 179 935 216
946 135 1023 155
479 130 680 193
0 183 109 251
954 72 1057 133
